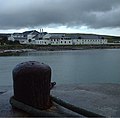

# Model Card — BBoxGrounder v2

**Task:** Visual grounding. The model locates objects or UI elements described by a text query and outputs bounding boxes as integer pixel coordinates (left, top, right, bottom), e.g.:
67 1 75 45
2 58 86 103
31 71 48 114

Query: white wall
27 38 108 45
73 39 108 45
50 39 72 45
34 40 50 45
27 34 35 40
59 39 72 45
8 36 15 41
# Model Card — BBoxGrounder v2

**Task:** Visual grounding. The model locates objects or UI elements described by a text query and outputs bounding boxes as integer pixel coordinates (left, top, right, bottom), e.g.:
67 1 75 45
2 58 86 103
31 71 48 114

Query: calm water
0 49 120 86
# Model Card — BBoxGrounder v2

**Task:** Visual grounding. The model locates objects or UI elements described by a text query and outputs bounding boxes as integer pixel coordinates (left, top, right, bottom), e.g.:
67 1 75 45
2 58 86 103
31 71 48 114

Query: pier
0 83 120 117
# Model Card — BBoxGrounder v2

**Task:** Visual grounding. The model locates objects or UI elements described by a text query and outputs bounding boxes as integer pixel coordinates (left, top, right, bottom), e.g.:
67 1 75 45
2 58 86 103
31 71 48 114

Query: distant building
34 33 72 45
8 29 108 45
71 34 107 45
8 33 27 44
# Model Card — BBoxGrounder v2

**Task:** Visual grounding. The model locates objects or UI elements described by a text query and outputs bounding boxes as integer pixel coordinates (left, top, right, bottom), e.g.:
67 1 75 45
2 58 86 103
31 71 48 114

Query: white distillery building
8 33 27 44
8 30 108 45
73 39 107 45
71 34 107 45
39 34 72 45
25 32 73 45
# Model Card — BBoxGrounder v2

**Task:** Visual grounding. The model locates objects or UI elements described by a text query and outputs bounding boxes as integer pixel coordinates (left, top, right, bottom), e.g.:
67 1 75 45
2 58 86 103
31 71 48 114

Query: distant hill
0 33 11 37
105 35 120 43
65 33 120 43
0 31 120 43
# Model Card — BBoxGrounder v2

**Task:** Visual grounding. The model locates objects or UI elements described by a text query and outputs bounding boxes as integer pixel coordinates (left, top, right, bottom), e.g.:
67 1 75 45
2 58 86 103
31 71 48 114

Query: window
28 39 31 42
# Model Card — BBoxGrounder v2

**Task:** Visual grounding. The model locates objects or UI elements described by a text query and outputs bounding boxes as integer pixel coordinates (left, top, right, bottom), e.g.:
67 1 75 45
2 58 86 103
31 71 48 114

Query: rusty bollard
12 61 52 110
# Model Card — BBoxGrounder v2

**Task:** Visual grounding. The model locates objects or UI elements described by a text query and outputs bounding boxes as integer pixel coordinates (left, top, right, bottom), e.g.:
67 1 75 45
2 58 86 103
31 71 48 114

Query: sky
0 0 120 36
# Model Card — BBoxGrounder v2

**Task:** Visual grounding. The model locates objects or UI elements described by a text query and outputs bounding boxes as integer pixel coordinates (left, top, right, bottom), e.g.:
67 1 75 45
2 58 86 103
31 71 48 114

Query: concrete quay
0 83 120 117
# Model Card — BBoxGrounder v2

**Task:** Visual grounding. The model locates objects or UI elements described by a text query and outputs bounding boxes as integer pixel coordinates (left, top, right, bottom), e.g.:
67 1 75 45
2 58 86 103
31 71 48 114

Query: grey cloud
0 0 120 29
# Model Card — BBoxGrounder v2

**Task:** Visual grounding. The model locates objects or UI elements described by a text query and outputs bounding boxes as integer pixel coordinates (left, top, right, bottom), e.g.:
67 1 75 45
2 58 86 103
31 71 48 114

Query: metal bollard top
13 61 51 78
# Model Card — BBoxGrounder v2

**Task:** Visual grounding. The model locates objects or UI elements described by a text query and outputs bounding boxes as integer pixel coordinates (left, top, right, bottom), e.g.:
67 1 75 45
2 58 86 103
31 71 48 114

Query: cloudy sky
0 0 120 36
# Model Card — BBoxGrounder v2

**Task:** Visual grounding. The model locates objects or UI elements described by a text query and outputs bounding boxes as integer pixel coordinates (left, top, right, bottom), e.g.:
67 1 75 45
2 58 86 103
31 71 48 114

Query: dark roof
0 33 11 37
79 35 103 39
50 33 65 37
23 30 39 37
69 35 79 39
32 34 39 39
13 33 23 35
23 31 33 36
29 30 40 35
50 35 62 39
67 34 105 39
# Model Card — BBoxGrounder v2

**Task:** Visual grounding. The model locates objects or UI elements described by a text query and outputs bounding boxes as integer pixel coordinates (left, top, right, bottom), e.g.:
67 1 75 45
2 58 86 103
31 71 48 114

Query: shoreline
0 44 120 56
0 49 36 56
